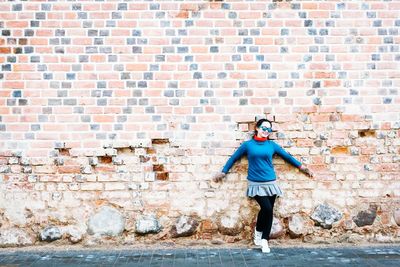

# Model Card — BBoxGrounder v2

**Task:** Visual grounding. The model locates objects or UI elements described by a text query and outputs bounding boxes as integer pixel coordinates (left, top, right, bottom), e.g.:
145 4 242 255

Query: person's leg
254 195 267 232
263 195 276 240
254 195 276 240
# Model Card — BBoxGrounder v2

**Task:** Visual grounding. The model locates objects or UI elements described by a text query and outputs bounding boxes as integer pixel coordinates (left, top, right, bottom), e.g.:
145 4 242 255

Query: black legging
254 195 277 240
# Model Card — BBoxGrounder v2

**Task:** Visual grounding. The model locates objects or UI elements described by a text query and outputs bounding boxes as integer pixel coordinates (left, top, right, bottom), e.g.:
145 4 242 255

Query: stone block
0 228 34 247
373 233 394 243
40 226 62 242
269 217 285 239
22 166 32 173
104 182 126 191
80 183 102 191
112 156 124 165
88 206 125 237
60 225 85 244
135 215 161 234
88 157 98 166
20 158 30 166
218 214 243 236
54 158 64 166
8 157 19 164
111 141 130 148
74 175 86 183
170 215 199 238
0 166 10 173
130 140 152 148
144 172 155 182
35 165 56 174
288 213 309 238
104 148 117 156
353 205 377 227
80 165 92 174
310 203 343 229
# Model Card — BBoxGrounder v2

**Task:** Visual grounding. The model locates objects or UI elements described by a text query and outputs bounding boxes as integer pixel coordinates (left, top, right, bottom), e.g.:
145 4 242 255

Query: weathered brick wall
0 1 399 247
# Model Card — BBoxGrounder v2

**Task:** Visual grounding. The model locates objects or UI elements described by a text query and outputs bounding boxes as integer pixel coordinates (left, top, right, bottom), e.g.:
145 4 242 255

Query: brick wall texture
0 1 399 246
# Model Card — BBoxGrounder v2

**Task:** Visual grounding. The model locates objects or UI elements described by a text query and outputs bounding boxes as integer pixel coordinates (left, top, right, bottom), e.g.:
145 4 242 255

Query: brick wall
0 1 399 246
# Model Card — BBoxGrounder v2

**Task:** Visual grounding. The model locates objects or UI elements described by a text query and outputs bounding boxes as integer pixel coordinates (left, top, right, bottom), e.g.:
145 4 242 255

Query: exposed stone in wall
0 228 34 247
88 206 125 237
0 120 399 245
310 204 343 229
40 226 62 242
135 215 162 235
288 214 311 238
61 225 85 244
170 215 199 238
269 217 285 239
353 205 378 227
217 213 244 236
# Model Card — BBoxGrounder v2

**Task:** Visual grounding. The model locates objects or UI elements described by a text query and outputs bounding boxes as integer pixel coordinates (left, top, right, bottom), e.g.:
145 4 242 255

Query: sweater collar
253 135 268 142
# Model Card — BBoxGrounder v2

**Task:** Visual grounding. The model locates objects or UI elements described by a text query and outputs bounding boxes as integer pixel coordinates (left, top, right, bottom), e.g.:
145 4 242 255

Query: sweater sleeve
222 142 247 174
272 141 302 168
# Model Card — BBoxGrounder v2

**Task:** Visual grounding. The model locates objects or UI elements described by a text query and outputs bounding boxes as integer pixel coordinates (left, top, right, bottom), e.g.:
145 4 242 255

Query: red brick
57 166 80 174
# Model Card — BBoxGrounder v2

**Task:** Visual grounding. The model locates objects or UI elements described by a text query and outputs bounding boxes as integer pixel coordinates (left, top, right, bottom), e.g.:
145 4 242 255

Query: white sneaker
261 239 270 253
253 230 262 246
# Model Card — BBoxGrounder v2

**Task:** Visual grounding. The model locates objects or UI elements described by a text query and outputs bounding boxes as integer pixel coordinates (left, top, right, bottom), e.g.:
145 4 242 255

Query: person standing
213 118 313 253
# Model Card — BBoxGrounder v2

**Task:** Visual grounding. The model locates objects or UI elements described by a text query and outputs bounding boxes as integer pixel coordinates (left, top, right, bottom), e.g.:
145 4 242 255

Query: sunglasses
260 126 272 132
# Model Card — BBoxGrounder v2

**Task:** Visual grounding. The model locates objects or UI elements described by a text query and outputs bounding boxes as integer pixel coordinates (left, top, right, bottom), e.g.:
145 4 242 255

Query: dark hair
254 119 273 135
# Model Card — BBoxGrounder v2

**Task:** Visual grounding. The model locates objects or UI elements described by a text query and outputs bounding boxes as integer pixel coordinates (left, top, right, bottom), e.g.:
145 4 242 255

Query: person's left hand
299 165 314 178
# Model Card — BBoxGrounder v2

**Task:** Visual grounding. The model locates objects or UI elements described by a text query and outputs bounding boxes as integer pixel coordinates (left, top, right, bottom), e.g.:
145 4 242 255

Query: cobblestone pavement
0 245 399 266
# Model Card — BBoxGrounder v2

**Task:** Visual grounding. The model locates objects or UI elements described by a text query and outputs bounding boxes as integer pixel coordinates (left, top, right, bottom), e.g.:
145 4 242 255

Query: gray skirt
246 180 283 197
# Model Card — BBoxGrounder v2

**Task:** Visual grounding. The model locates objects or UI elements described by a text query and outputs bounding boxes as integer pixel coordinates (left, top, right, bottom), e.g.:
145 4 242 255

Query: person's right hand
299 165 314 178
213 172 226 182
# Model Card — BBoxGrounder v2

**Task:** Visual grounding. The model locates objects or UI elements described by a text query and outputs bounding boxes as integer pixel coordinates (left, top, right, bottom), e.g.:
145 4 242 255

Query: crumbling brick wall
0 1 399 247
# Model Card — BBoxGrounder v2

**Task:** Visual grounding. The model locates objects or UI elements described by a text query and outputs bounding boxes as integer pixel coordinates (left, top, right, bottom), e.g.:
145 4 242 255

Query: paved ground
0 245 399 266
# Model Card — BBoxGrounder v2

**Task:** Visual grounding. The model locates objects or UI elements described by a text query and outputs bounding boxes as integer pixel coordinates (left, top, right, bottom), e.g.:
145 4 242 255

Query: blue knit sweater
222 139 302 182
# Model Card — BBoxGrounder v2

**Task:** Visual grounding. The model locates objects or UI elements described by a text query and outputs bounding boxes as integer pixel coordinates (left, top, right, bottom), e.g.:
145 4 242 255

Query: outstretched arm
273 142 314 178
273 142 302 168
213 142 247 182
222 142 247 174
